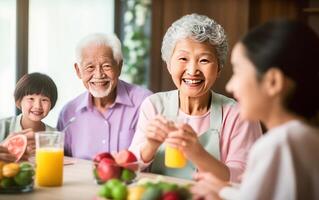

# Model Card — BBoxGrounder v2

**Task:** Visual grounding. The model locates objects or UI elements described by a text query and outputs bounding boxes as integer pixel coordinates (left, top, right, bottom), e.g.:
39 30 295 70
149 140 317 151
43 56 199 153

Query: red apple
114 150 138 171
114 150 137 164
162 191 181 200
93 152 114 163
97 158 121 182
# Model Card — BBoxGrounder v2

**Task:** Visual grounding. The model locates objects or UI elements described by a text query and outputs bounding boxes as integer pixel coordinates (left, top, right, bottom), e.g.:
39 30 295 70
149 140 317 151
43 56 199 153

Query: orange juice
36 148 64 186
165 146 186 168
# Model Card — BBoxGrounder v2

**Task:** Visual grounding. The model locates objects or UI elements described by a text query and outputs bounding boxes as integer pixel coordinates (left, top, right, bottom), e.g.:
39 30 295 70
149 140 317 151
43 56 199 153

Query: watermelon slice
2 134 27 162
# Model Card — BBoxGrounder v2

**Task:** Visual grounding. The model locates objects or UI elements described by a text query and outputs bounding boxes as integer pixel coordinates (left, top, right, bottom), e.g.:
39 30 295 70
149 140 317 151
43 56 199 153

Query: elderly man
57 33 152 160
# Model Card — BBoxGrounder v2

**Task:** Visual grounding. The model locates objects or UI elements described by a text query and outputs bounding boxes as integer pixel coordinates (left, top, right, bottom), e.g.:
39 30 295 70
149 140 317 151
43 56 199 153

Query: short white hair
161 13 228 69
75 33 123 65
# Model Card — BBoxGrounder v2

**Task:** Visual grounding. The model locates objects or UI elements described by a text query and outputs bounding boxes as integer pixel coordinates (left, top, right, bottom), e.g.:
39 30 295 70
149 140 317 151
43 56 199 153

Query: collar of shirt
75 80 134 113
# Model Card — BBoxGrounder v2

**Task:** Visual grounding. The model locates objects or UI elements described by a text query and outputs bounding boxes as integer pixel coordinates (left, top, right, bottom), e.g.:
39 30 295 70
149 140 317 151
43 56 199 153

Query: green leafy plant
122 0 151 86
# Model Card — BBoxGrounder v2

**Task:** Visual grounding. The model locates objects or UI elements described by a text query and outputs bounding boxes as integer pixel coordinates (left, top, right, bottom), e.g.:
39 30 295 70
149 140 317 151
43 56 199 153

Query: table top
1 158 193 200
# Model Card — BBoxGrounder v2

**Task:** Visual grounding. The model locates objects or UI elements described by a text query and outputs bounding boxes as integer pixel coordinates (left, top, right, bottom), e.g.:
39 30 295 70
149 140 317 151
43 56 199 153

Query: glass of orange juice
164 116 187 168
35 131 64 187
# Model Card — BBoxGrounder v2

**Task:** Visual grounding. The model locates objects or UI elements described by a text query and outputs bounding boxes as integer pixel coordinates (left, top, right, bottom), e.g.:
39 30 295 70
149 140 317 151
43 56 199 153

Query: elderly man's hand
0 145 16 162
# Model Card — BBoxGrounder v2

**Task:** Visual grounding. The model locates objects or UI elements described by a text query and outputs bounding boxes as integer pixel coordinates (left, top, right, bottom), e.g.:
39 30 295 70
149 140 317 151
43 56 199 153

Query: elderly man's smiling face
167 38 219 98
75 44 121 98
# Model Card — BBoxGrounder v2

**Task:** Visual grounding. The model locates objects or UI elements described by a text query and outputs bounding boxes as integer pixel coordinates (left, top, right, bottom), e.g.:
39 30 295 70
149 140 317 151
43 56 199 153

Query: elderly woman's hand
145 115 177 149
191 172 229 200
165 123 204 161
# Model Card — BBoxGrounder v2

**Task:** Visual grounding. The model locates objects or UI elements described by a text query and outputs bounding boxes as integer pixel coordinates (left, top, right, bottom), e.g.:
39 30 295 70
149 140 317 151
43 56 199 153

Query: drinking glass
164 116 188 168
35 131 64 187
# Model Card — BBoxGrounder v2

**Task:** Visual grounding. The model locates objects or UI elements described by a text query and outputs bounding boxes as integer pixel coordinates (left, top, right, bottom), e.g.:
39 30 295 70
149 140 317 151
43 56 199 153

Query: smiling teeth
92 82 106 86
184 79 202 84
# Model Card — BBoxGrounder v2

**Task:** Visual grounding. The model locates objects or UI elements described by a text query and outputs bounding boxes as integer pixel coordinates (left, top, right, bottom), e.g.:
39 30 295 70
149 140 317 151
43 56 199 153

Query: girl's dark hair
241 19 319 123
14 72 58 109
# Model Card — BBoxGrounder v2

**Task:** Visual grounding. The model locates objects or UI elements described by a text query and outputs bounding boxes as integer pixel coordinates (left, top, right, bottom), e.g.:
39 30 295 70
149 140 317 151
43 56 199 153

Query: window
28 0 115 126
0 0 16 118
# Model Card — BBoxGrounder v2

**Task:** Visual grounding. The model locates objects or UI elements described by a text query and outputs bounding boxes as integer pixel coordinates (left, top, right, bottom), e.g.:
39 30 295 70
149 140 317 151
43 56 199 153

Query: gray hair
161 13 228 69
75 33 123 65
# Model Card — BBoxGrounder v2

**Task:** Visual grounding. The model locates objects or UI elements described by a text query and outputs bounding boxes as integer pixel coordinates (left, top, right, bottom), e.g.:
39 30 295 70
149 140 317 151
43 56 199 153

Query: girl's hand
8 128 35 158
191 172 229 200
0 146 16 162
165 123 204 161
23 129 36 156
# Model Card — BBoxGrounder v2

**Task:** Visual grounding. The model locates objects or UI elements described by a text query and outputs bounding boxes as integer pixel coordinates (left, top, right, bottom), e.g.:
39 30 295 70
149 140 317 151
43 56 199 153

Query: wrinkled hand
9 128 35 158
191 172 229 200
145 115 177 149
165 123 203 160
0 145 16 162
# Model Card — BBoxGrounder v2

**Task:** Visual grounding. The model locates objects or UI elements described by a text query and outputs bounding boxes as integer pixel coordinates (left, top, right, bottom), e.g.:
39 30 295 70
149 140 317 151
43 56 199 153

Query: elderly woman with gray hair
129 14 262 182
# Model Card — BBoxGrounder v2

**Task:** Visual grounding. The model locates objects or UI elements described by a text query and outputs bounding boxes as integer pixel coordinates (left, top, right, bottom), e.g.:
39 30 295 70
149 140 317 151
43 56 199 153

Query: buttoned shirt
57 80 152 160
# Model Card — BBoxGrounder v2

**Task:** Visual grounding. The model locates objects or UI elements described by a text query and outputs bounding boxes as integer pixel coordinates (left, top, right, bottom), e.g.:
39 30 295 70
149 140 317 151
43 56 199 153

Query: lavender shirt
57 80 152 160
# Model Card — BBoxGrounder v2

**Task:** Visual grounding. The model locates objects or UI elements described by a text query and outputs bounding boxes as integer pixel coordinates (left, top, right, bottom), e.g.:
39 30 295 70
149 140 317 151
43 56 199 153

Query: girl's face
167 38 219 99
19 94 51 122
226 43 270 121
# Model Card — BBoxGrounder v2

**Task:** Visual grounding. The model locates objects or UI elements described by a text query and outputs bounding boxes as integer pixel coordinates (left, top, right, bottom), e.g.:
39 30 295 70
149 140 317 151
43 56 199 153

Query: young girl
191 20 319 199
0 72 58 157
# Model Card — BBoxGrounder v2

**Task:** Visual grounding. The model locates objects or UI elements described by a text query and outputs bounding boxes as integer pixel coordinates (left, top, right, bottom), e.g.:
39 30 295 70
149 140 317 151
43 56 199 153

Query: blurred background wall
0 0 318 126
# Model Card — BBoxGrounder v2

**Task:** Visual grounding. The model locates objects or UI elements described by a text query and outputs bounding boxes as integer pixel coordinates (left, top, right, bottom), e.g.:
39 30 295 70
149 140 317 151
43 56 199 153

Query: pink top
129 97 262 182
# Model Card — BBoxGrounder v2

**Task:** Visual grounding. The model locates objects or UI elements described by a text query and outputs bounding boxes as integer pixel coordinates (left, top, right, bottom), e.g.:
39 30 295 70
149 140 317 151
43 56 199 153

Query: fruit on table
98 179 127 200
141 186 162 200
2 163 20 177
0 178 15 188
111 183 127 200
0 162 34 190
2 134 27 162
120 168 136 182
14 163 34 186
127 186 146 200
162 191 182 200
96 178 192 200
0 161 5 179
94 152 114 163
97 158 121 182
114 149 137 164
93 150 139 183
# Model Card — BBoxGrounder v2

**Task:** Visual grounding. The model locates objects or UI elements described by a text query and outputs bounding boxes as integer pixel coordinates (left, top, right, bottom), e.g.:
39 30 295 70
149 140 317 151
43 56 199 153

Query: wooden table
1 158 193 200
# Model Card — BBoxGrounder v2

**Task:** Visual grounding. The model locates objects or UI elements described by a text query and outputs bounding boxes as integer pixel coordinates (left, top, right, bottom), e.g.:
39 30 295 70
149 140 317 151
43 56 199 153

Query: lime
105 178 122 190
19 162 33 171
14 170 33 186
98 184 112 199
158 182 178 192
0 177 15 188
141 186 162 200
111 183 127 200
121 168 136 182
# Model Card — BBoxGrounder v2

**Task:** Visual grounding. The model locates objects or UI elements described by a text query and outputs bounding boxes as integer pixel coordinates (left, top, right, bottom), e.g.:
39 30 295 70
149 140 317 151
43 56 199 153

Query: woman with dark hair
191 20 319 200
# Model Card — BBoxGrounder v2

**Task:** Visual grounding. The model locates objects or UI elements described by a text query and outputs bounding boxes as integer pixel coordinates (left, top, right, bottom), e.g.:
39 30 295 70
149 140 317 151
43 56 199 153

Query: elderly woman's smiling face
167 38 219 98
